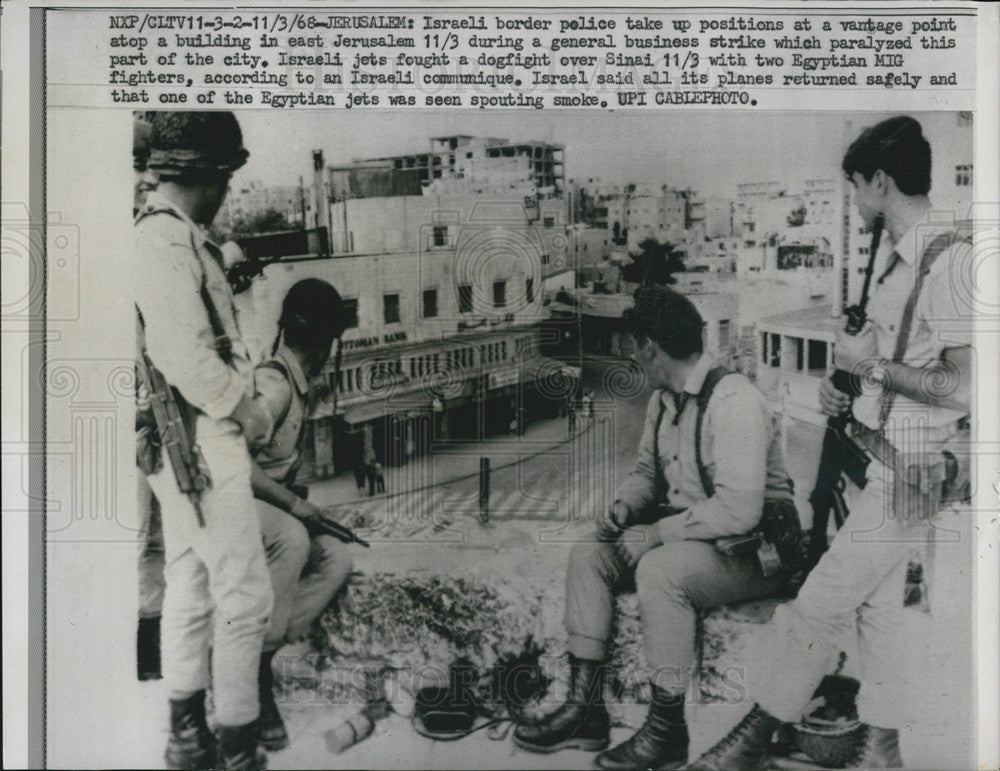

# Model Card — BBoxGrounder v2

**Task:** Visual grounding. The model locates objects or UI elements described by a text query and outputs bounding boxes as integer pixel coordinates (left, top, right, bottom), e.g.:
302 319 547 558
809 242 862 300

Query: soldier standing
136 112 274 770
688 116 973 769
134 114 167 682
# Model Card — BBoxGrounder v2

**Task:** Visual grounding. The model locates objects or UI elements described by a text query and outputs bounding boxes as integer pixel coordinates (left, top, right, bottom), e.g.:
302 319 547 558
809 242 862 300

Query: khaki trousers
754 459 928 728
565 529 785 694
147 415 273 727
257 502 354 652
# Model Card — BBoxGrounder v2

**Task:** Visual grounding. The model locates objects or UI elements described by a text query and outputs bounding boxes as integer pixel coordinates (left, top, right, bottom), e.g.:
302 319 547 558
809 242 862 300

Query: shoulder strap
694 366 732 499
652 392 667 501
891 228 971 364
880 227 972 426
193 234 234 365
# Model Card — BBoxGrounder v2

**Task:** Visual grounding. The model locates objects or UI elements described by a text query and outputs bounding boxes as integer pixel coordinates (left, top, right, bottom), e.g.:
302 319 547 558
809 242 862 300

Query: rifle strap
135 204 234 366
194 235 235 366
878 228 972 427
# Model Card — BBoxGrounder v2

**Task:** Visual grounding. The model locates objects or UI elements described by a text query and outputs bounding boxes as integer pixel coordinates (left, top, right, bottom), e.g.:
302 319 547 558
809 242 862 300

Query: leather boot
137 616 162 681
594 685 688 770
217 722 267 771
685 704 781 771
513 655 610 754
257 650 289 751
851 725 904 769
164 691 216 770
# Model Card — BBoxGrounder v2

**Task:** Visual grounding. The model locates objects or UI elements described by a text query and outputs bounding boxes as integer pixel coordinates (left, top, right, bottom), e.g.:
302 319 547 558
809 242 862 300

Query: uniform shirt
852 219 972 445
135 190 255 421
253 345 309 483
615 354 793 543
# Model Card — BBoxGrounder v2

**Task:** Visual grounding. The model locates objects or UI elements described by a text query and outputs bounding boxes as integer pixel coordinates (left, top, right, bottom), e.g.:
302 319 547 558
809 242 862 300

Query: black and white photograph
3 3 1000 770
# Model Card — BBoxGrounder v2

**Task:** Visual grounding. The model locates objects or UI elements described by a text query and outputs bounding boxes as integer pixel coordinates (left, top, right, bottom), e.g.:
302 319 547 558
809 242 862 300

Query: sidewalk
306 413 596 511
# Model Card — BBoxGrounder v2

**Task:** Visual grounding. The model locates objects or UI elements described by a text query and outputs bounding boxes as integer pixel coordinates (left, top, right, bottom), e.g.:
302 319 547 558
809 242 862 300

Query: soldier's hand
615 524 663 568
290 498 324 522
833 323 877 373
818 375 851 418
597 500 633 539
230 393 272 448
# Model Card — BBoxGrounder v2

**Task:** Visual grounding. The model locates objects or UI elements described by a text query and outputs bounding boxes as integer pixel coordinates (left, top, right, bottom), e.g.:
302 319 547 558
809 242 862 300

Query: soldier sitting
249 279 356 751
513 286 799 770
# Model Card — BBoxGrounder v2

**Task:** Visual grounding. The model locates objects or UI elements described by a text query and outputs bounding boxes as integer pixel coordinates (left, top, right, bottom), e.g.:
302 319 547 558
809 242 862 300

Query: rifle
305 509 370 548
226 253 280 295
285 483 370 548
803 215 883 575
139 348 211 527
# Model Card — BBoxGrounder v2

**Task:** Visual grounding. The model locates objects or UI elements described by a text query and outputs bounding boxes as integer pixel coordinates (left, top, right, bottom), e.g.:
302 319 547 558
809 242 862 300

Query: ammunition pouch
649 498 804 578
851 420 968 522
713 498 804 578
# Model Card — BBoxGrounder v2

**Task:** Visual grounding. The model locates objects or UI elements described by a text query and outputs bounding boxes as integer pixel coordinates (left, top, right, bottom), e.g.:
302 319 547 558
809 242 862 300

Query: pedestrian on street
567 403 577 436
366 462 377 497
136 111 273 770
374 462 386 494
353 462 367 496
688 116 974 770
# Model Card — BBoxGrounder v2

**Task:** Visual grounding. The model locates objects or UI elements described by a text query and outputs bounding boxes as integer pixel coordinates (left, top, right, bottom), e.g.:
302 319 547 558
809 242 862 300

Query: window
422 288 438 319
808 339 827 373
718 319 731 350
526 278 534 304
955 164 973 186
769 333 782 367
493 280 506 308
458 283 473 314
383 293 400 325
543 216 556 228
341 298 359 328
432 225 449 247
541 253 550 265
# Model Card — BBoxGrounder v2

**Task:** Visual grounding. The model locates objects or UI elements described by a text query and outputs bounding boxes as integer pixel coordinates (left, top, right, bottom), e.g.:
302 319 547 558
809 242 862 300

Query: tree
786 203 807 228
620 238 685 286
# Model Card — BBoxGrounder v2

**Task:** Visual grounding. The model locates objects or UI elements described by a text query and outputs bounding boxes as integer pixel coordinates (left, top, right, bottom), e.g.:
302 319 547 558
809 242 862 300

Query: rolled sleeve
658 385 768 542
614 392 663 515
253 366 292 430
136 220 247 420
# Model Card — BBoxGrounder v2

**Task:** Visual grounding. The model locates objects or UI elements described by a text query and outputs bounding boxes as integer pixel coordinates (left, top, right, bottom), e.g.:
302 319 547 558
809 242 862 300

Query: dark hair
275 279 347 355
841 116 931 196
624 285 704 359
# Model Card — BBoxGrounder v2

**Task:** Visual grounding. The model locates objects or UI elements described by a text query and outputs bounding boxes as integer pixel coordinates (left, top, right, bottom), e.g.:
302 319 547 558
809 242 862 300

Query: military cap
147 111 249 178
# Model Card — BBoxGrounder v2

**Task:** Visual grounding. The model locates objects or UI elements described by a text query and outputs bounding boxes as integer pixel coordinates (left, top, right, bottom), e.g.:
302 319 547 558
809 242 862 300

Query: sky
234 111 950 199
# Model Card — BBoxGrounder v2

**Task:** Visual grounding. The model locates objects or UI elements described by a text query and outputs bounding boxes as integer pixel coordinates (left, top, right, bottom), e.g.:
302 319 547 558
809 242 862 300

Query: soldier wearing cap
136 111 273 770
134 114 167 683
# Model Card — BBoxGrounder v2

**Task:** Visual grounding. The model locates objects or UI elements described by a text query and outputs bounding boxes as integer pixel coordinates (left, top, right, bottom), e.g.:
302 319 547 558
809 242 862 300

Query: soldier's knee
285 519 311 561
317 535 353 576
635 543 689 594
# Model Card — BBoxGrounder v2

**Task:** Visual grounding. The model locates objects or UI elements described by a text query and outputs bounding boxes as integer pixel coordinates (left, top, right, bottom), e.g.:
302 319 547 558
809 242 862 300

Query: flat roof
757 304 843 341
